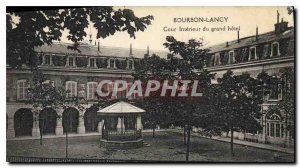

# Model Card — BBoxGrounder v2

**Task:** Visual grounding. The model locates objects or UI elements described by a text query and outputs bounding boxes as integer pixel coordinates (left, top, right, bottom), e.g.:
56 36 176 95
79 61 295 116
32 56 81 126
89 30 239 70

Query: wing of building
203 19 294 146
6 43 168 138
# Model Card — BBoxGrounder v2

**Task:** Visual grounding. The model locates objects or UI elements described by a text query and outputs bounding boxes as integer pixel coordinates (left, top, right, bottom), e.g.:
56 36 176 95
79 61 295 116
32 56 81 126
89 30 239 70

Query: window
249 47 257 61
266 113 283 138
66 81 77 97
109 59 116 68
69 57 75 66
128 60 134 69
214 53 221 66
44 55 51 65
228 50 235 64
17 80 29 100
89 58 95 68
271 42 280 57
87 82 98 100
269 83 282 100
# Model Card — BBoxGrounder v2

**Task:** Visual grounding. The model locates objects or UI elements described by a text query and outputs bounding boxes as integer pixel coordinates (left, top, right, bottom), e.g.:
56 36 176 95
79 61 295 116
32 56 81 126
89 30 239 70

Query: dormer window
128 60 134 70
228 50 236 64
271 42 280 57
44 55 51 65
108 58 116 69
249 46 257 61
89 58 96 68
214 53 221 66
68 57 75 67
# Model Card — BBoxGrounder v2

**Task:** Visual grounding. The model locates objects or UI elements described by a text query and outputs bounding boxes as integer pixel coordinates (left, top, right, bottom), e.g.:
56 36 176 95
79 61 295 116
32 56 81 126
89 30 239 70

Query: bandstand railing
102 130 142 141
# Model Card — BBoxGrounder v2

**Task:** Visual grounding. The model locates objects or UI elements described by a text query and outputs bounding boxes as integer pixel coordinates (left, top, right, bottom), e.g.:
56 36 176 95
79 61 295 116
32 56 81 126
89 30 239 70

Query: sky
61 6 294 52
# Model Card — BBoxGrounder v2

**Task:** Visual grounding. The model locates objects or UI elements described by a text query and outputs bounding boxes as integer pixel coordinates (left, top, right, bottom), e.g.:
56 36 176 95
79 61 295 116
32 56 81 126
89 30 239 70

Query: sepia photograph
6 6 295 163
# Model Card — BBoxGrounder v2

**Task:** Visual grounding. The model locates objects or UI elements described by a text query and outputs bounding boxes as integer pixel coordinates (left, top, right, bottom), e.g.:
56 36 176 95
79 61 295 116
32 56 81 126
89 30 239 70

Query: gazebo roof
97 101 145 114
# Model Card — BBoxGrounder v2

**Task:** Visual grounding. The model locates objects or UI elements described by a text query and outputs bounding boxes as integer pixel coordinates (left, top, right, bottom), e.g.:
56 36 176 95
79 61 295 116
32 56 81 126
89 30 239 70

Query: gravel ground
6 131 294 162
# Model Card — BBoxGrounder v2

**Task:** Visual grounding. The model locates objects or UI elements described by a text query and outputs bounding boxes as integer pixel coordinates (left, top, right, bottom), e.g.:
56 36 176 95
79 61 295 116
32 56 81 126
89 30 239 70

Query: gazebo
97 101 145 148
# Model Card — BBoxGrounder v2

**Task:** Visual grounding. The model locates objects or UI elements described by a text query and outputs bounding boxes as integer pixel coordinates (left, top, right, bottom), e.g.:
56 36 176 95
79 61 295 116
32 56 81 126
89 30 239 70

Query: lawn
6 131 293 162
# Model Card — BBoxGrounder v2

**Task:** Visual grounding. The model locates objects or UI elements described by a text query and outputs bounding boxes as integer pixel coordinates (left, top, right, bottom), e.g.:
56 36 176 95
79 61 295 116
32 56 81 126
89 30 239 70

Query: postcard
6 6 295 163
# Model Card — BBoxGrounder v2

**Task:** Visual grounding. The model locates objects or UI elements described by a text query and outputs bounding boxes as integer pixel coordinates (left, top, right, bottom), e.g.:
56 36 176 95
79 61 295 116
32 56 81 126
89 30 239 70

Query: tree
133 36 212 161
7 7 154 68
27 69 87 147
208 70 262 156
164 36 212 161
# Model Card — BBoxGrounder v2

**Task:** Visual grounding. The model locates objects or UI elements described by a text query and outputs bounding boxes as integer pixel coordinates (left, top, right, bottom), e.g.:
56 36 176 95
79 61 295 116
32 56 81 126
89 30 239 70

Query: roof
207 27 294 53
97 101 145 114
34 42 169 59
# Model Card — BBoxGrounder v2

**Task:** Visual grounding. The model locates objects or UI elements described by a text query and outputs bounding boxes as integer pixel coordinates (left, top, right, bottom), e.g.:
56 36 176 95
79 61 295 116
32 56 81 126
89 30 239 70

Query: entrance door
14 109 33 137
62 108 79 133
39 108 57 135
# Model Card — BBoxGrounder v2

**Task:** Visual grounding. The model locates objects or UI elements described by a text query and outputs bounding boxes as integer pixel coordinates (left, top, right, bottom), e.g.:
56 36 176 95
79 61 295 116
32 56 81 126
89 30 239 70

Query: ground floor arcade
6 103 143 139
6 102 293 147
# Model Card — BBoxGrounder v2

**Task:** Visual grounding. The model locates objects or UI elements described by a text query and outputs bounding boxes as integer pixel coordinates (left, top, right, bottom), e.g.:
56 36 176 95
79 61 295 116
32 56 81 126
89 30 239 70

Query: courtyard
6 131 294 162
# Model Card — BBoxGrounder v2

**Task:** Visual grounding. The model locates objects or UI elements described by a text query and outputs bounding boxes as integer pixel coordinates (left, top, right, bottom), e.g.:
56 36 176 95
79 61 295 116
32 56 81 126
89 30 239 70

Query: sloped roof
97 101 145 114
207 27 294 53
34 42 168 59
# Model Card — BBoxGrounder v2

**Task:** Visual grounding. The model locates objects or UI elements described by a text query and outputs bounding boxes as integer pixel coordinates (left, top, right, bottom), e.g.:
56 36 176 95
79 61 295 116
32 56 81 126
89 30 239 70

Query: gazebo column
121 116 125 132
117 117 122 132
98 119 104 134
136 114 142 130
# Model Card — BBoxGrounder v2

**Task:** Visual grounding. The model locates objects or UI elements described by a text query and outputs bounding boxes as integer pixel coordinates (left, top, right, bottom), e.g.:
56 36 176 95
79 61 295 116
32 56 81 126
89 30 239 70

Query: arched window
266 113 284 138
87 82 98 100
66 81 77 97
17 80 29 100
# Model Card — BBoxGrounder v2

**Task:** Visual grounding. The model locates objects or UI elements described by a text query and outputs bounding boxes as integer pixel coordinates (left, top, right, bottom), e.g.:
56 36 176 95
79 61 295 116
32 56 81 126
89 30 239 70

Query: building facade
6 42 167 139
204 18 294 146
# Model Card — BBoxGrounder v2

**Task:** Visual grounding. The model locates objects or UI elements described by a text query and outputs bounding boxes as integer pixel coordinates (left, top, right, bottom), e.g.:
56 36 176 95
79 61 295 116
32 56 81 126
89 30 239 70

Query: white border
1 1 299 168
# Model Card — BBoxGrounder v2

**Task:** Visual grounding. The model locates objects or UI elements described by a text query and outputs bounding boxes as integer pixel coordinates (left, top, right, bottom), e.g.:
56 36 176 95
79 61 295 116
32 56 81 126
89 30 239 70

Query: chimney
277 10 280 24
274 11 288 34
226 41 229 47
256 27 258 41
237 31 240 43
98 41 100 52
130 43 133 55
147 45 150 55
